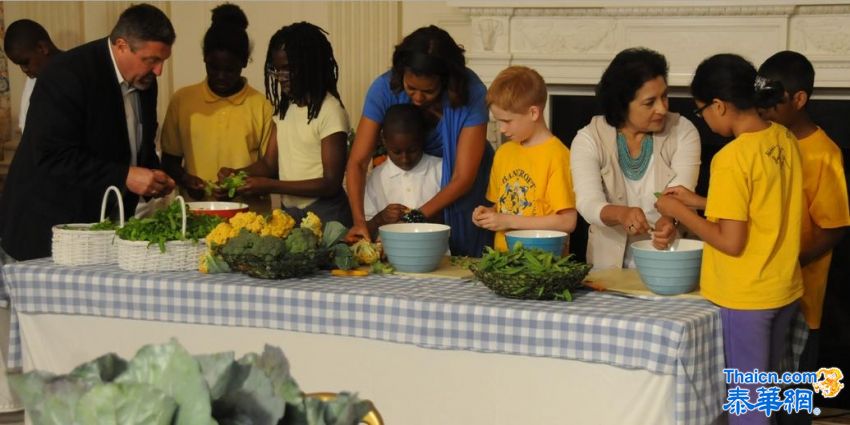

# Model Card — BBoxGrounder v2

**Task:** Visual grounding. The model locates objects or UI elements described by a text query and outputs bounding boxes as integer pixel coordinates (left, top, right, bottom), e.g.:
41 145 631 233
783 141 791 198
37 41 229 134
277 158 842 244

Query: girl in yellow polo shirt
656 54 803 425
161 4 273 212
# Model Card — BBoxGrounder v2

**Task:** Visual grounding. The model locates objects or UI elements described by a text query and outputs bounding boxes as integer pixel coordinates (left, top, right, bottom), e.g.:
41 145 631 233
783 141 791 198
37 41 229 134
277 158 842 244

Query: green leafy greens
206 171 248 198
10 340 373 425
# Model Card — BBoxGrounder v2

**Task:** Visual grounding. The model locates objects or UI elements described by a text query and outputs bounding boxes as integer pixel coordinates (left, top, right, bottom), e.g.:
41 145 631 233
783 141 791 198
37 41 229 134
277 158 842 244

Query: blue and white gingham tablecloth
1 259 730 424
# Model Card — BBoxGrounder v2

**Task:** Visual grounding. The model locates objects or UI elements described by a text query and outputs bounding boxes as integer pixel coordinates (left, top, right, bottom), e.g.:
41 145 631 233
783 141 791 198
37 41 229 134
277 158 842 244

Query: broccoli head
284 228 319 254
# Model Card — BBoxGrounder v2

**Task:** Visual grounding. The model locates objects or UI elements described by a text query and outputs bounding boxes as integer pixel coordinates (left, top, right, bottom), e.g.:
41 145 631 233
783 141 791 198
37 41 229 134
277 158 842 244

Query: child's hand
475 209 512 231
180 173 206 200
345 223 371 243
217 167 237 181
619 207 651 235
662 185 703 209
235 176 270 197
651 216 678 250
376 204 408 225
472 205 494 227
654 195 687 219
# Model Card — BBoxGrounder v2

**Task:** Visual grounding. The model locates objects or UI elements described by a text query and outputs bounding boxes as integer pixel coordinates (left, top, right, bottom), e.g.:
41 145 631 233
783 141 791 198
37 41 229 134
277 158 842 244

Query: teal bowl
631 239 704 295
505 230 567 257
379 223 450 273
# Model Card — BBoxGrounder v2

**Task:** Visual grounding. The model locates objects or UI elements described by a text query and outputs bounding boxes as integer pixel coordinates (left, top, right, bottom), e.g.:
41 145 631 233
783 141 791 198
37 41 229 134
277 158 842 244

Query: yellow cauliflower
300 211 323 239
206 222 239 248
230 211 266 234
261 209 295 238
199 255 209 273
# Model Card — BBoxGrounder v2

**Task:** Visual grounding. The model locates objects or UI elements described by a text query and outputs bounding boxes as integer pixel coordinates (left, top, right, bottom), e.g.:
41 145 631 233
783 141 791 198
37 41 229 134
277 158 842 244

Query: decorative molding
512 6 797 16
791 18 850 54
511 19 615 54
475 18 507 51
797 5 850 15
463 7 515 17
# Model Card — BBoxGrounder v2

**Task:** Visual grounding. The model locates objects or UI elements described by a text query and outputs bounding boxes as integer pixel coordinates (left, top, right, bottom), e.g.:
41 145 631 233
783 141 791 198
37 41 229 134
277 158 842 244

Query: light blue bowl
631 239 704 295
505 230 567 257
379 223 450 273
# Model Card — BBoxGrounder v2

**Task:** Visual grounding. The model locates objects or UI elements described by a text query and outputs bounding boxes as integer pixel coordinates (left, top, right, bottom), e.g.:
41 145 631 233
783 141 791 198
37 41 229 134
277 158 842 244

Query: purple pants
722 301 800 425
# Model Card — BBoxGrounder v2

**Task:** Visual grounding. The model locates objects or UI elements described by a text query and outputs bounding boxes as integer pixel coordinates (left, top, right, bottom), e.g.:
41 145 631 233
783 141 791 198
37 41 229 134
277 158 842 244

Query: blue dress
362 69 494 256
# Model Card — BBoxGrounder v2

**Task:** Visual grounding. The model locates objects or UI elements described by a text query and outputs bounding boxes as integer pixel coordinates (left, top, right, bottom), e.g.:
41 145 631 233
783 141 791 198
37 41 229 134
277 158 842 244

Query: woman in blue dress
345 25 494 256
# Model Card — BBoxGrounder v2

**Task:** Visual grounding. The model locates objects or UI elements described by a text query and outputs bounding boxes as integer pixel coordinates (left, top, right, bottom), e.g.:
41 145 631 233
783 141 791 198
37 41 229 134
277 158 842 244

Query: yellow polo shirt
701 122 804 310
161 79 273 186
798 128 850 328
486 136 576 252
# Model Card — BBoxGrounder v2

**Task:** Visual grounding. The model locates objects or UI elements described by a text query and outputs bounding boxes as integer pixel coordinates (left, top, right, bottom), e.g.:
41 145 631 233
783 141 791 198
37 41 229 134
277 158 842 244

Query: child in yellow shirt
656 54 804 425
472 66 577 252
758 51 850 425
161 4 273 210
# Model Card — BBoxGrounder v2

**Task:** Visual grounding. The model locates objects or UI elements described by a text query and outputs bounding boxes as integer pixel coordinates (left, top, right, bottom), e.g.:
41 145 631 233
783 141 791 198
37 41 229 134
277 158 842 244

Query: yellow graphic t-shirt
798 128 850 328
486 136 576 251
701 122 804 310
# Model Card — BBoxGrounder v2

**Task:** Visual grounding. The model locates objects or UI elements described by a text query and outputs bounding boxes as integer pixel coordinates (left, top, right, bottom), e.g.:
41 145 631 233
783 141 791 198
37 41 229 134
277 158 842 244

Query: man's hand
126 167 175 198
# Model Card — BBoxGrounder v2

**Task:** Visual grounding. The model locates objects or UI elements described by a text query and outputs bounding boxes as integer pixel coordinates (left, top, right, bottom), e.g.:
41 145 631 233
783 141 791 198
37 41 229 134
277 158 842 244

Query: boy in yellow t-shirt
472 66 577 252
657 54 804 425
759 51 850 425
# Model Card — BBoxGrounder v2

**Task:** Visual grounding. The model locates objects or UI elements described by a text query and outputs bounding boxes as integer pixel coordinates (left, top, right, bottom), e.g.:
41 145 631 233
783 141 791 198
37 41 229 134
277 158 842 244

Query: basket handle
176 195 187 238
99 185 125 227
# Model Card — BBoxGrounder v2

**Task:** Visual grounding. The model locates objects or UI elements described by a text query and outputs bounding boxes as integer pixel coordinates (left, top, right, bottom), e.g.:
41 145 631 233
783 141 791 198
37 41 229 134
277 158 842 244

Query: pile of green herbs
10 339 372 425
116 201 222 252
470 245 592 301
60 219 119 231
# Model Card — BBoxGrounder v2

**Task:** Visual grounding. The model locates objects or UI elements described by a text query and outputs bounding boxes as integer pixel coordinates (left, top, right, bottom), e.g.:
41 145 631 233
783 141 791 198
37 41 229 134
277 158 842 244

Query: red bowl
186 202 249 219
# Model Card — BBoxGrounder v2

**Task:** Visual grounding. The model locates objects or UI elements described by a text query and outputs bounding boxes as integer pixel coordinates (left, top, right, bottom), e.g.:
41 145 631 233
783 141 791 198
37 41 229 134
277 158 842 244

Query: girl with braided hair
218 21 352 225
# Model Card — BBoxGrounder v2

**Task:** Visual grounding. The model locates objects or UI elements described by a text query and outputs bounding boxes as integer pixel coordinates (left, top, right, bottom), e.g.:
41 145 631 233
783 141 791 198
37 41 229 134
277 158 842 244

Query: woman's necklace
617 132 653 180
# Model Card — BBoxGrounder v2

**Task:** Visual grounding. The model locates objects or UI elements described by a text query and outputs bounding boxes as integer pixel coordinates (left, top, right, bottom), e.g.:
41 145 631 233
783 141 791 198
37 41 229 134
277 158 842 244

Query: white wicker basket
116 196 206 272
52 186 124 266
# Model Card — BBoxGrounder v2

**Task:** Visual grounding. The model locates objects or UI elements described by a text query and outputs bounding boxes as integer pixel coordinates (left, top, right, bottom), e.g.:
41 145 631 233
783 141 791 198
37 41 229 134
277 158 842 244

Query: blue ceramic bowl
505 230 567 257
379 223 450 273
631 239 704 295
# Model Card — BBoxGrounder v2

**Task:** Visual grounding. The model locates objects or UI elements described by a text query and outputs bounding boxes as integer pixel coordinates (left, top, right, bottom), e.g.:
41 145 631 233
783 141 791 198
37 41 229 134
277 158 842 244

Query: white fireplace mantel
449 1 850 88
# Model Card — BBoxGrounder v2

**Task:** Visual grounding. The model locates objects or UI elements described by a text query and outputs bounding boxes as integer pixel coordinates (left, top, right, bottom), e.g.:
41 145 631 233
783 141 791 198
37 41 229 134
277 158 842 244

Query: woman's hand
618 207 651 235
662 185 705 210
651 216 678 250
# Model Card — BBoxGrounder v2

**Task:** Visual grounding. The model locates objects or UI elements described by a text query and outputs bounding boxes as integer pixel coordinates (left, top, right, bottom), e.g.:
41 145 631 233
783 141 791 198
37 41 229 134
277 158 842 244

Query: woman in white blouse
571 48 701 270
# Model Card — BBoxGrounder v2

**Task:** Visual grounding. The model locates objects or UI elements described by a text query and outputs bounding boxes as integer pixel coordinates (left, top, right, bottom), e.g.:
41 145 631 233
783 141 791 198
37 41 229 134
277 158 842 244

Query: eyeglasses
693 102 712 118
266 67 290 81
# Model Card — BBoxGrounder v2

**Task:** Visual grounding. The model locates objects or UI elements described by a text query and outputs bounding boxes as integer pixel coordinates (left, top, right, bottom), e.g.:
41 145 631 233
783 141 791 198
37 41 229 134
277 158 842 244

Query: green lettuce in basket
470 245 592 301
10 339 373 425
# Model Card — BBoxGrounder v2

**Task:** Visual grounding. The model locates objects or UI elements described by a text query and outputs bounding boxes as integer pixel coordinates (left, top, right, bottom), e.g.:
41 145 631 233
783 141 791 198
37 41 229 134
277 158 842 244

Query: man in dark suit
0 4 177 261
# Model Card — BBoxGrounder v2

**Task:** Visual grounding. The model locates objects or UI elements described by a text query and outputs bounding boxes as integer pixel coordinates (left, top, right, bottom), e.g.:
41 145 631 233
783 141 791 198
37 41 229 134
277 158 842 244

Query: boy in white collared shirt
364 104 442 238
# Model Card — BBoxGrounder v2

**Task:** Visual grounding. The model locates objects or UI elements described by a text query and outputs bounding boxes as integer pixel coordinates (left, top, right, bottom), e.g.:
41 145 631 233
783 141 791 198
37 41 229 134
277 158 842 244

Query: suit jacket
0 38 161 260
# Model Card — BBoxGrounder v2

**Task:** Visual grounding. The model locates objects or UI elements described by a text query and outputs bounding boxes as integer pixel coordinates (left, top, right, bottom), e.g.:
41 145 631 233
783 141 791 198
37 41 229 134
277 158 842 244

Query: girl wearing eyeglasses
217 22 352 226
656 54 803 425
161 4 274 212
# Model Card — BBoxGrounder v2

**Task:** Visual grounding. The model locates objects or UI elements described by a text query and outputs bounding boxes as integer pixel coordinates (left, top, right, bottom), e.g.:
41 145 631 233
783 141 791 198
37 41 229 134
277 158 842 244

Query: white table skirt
19 312 678 425
0 307 21 412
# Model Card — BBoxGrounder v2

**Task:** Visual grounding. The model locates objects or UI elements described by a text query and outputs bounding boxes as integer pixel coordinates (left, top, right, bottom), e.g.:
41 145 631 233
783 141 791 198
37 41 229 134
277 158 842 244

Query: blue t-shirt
361 68 494 256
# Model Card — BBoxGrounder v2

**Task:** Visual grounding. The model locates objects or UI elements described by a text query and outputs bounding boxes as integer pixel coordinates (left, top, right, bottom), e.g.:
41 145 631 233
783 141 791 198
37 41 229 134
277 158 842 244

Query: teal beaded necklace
616 132 653 180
